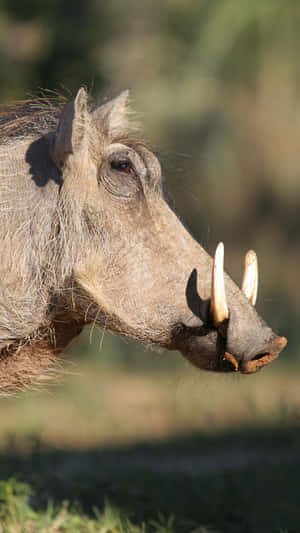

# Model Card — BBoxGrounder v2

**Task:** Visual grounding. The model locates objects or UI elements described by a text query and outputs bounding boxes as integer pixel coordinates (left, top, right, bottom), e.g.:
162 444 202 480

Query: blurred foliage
0 0 299 363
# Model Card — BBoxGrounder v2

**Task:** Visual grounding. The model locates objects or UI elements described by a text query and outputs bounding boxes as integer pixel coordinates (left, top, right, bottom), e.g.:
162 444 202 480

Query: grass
0 478 162 533
0 348 300 532
1 427 300 533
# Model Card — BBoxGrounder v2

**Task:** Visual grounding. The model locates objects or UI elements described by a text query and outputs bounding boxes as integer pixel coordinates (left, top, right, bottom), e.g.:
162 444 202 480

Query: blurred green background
1 0 298 361
1 2 300 531
0 0 299 416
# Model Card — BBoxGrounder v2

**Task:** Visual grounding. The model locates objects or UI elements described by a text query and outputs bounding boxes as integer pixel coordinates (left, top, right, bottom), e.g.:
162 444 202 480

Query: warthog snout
172 243 286 374
239 335 287 374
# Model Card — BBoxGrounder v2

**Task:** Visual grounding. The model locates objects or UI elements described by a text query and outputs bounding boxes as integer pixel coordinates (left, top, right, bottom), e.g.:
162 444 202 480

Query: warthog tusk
241 250 258 306
210 242 229 327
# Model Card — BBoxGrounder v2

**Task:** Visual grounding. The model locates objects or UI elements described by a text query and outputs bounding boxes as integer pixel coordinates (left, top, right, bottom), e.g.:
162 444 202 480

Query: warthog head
47 88 286 374
0 87 287 393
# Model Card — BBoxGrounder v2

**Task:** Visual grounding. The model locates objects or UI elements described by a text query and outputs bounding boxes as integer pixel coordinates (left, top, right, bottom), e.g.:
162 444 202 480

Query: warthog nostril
251 351 269 361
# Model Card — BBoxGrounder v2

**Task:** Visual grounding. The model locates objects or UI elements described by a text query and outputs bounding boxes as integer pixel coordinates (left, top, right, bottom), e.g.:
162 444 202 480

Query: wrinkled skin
55 89 286 374
0 88 286 392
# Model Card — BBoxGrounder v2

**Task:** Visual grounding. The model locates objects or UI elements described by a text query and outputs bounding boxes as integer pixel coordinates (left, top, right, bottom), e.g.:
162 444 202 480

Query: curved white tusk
210 242 229 327
241 250 258 306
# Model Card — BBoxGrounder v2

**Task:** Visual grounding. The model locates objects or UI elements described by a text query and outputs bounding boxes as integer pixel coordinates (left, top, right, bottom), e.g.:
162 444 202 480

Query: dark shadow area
1 424 300 532
185 268 210 325
25 136 62 188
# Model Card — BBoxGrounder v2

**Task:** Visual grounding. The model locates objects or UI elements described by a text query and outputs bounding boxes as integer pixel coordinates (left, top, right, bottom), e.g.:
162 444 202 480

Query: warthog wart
0 88 286 393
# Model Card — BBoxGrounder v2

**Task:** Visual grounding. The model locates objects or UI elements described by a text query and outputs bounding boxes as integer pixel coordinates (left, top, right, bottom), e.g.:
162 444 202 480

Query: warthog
0 88 286 393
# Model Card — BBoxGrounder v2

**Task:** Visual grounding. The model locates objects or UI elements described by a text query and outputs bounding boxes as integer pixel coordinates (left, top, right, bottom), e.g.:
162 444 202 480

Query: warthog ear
51 87 88 169
92 90 131 139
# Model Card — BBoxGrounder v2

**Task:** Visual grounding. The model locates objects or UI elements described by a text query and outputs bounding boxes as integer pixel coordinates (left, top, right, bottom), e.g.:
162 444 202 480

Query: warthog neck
0 316 84 394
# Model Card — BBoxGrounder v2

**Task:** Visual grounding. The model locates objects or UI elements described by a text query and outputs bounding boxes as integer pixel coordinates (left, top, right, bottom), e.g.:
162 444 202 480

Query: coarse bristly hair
0 96 63 141
0 89 139 143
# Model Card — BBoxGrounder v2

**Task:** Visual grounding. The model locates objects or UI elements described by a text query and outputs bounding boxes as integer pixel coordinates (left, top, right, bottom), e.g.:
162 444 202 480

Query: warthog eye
110 159 135 175
104 151 142 198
